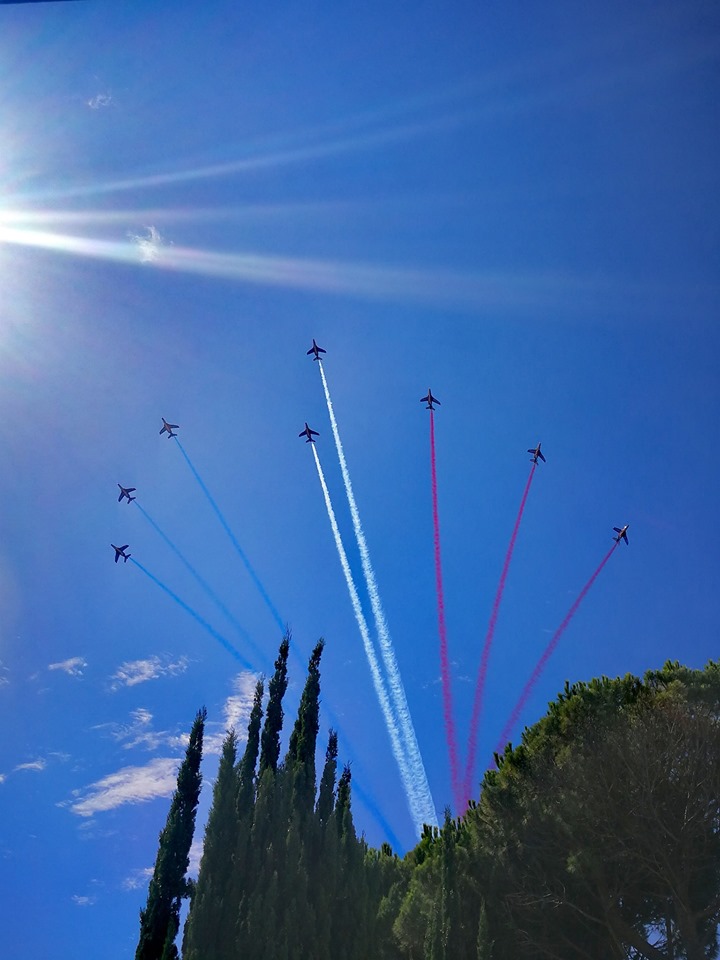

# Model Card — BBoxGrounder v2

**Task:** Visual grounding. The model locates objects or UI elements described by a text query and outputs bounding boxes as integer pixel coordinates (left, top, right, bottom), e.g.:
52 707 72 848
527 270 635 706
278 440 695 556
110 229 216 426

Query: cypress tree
333 765 354 839
239 636 292 955
315 728 338 827
286 638 324 813
259 632 290 776
224 679 264 958
182 729 237 960
135 707 206 960
236 678 264 819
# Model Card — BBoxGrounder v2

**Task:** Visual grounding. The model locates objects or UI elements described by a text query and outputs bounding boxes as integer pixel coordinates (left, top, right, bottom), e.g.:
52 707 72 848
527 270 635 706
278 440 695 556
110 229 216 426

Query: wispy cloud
0 773 6 785
71 895 97 907
128 225 165 263
202 670 260 756
14 758 47 773
224 671 259 734
87 93 112 110
69 757 180 817
94 708 171 752
188 838 203 878
122 867 153 891
48 657 87 677
110 655 189 690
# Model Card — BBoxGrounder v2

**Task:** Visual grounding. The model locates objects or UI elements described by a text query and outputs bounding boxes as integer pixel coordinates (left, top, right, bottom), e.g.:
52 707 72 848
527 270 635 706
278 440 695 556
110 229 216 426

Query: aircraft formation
112 351 629 564
108 337 631 833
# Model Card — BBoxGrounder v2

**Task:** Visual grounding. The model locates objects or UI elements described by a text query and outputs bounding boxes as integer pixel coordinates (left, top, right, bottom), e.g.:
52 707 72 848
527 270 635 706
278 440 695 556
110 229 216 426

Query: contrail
134 516 398 851
494 542 619 756
429 409 463 812
130 558 251 667
311 443 427 835
173 438 285 633
318 361 438 829
462 463 536 807
134 501 266 663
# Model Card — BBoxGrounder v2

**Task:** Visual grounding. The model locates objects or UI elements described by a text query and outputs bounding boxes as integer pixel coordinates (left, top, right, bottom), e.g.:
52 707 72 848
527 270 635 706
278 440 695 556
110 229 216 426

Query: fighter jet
528 442 546 464
118 484 136 503
421 389 440 410
160 418 179 438
299 423 319 443
306 339 326 361
111 544 131 563
613 524 629 545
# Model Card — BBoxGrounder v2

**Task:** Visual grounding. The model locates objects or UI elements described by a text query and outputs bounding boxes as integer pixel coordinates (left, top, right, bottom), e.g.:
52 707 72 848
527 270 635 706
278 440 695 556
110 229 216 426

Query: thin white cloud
122 867 153 891
203 670 259 756
0 773 6 784
128 225 165 263
224 671 259 734
110 655 189 690
14 758 46 773
48 657 87 677
87 93 112 110
70 757 180 817
71 895 97 907
188 838 203 878
94 708 168 752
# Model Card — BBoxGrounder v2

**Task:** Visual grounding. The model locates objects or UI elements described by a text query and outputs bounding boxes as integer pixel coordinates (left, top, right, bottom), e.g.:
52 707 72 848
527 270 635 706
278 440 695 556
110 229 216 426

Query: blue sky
1 1 718 957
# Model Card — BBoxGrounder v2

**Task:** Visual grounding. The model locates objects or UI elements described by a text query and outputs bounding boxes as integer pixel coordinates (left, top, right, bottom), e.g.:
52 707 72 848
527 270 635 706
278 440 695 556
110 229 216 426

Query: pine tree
259 632 290 776
182 729 237 960
476 900 493 960
135 707 205 960
436 808 458 959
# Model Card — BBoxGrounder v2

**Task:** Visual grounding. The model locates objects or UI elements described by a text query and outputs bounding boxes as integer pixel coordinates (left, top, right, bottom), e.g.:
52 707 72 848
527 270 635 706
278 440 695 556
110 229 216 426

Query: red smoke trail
494 541 619 757
429 410 462 812
462 463 536 807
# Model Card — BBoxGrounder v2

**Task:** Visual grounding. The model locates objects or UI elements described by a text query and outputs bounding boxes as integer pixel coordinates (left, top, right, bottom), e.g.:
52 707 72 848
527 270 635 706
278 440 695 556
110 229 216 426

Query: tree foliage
135 707 206 960
148 655 719 960
469 660 720 960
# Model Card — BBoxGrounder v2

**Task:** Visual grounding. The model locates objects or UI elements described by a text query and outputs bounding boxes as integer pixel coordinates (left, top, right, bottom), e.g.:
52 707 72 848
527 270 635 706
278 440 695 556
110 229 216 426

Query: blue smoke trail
134 501 268 666
352 779 403 853
174 438 285 633
130 558 251 667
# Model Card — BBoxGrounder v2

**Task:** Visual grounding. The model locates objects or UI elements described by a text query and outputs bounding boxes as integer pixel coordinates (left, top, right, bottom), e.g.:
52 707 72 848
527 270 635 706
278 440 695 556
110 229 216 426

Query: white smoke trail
311 446 426 835
318 362 438 828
